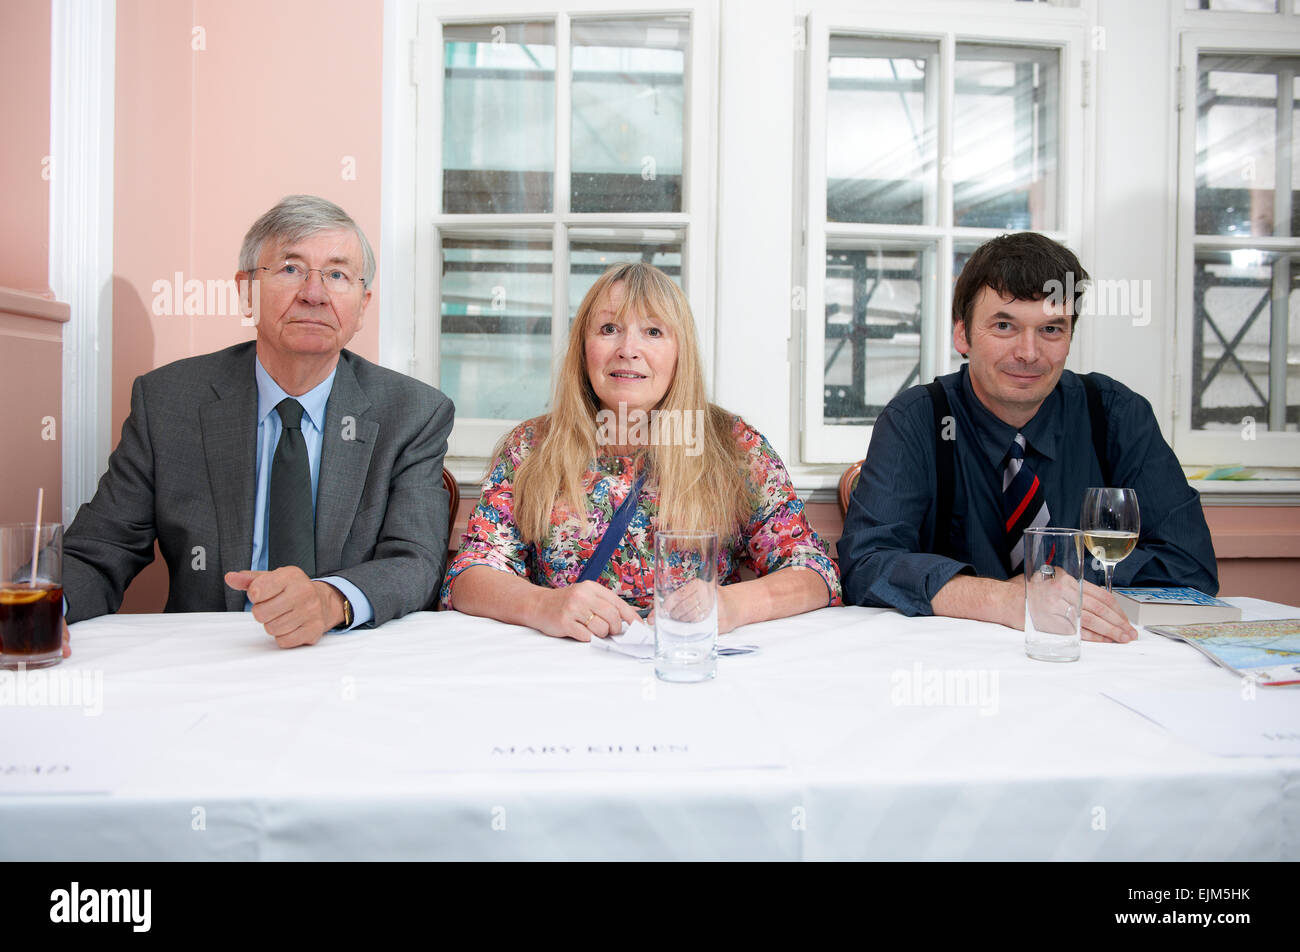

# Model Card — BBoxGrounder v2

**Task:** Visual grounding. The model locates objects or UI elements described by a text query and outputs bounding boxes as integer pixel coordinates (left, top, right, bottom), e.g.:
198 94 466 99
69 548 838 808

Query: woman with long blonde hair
442 262 840 641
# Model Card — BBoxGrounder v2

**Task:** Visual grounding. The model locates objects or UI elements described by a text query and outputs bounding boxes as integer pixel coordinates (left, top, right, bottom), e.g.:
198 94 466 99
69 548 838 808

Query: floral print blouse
440 416 842 612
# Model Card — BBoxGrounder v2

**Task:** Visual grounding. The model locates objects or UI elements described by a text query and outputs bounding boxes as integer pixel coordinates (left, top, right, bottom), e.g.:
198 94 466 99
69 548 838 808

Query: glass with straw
0 489 64 669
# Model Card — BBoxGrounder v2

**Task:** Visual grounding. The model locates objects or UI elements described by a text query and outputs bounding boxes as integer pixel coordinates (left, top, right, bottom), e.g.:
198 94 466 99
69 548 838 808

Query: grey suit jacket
63 342 454 627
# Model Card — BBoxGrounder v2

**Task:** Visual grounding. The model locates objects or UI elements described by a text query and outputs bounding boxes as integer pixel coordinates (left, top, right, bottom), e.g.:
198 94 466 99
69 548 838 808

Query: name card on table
457 671 785 769
270 677 789 779
0 709 200 794
419 683 786 773
1103 689 1300 758
457 734 782 772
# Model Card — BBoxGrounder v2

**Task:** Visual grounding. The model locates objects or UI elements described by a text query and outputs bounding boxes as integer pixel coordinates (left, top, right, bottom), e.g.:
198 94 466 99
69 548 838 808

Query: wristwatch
337 592 354 630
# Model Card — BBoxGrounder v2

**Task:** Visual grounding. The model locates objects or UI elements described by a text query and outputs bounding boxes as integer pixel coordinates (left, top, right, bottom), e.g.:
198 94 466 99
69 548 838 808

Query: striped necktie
1003 433 1049 574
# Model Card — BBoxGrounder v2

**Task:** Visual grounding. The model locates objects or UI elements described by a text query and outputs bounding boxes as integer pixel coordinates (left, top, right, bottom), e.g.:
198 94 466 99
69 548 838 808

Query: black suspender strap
925 380 955 558
1081 373 1112 486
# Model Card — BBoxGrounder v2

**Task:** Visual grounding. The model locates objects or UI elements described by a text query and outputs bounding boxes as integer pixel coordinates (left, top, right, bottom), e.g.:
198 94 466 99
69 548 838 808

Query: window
408 2 715 458
1176 26 1300 465
1185 0 1280 13
799 5 1090 462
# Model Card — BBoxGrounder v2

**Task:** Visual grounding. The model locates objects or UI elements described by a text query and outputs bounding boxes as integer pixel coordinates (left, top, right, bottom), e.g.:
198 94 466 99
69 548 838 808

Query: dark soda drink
0 583 63 667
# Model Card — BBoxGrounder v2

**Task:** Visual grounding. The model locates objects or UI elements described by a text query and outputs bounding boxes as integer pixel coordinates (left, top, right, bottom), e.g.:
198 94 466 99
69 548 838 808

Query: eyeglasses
252 261 366 294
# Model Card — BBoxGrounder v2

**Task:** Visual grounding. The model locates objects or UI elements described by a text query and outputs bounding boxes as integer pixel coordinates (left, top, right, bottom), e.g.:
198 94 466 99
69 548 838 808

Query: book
1146 618 1300 686
1113 587 1242 626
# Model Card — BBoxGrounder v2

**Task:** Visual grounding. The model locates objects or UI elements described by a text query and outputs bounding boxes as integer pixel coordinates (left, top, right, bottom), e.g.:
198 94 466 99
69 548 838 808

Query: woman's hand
716 584 741 633
656 579 739 633
649 580 744 634
652 568 828 634
536 580 641 642
449 566 642 642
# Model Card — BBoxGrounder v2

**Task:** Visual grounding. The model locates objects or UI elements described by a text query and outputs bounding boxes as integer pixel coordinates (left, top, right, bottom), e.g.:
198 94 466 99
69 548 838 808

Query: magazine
1146 619 1300 686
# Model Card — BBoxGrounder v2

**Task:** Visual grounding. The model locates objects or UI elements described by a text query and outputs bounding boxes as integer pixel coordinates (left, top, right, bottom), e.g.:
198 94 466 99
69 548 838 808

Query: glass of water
1024 527 1084 663
653 531 719 683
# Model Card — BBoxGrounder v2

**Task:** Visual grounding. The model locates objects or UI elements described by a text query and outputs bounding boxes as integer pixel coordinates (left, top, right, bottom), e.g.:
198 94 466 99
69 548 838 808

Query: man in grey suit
63 195 454 648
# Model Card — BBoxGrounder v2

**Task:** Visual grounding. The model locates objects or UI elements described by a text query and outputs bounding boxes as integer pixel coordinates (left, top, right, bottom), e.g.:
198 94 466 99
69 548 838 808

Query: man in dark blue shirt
838 233 1218 642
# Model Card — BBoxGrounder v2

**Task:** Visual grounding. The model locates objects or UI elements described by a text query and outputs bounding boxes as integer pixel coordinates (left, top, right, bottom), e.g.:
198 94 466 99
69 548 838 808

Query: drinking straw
29 487 43 587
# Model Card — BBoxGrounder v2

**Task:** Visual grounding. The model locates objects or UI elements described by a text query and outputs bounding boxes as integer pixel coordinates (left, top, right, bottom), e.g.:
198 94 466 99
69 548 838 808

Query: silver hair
238 194 376 285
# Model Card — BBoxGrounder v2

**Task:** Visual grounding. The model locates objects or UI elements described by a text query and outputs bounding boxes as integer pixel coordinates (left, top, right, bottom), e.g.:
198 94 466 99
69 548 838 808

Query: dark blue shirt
838 366 1219 614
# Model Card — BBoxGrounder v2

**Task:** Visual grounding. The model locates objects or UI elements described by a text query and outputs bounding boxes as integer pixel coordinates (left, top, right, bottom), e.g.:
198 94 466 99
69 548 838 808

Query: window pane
827 36 938 225
952 244 983 366
443 23 555 214
568 236 684 319
1290 278 1300 428
440 237 553 420
1191 249 1299 432
953 44 1060 230
1195 57 1300 237
1184 0 1278 11
571 17 687 213
824 244 932 425
1294 76 1299 217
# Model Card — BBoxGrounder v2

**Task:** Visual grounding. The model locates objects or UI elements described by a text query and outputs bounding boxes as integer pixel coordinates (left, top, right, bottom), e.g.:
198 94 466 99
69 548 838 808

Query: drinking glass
1024 527 1083 663
1079 488 1140 595
653 531 718 683
0 523 64 670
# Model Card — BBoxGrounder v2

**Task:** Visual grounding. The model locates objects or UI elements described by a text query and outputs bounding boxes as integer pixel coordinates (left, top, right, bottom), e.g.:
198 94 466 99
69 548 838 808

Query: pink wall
0 292 66 526
0 3 60 531
0 0 52 294
115 0 384 611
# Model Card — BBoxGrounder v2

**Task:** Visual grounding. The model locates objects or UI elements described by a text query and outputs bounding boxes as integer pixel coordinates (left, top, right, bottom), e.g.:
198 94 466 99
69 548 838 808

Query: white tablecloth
2 599 1297 860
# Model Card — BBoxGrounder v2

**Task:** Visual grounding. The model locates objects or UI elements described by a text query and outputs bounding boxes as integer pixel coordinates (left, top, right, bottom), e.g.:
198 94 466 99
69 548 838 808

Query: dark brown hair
952 233 1089 338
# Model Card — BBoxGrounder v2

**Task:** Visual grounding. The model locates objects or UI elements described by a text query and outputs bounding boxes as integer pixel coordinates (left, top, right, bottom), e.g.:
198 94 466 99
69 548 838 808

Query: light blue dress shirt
251 358 373 630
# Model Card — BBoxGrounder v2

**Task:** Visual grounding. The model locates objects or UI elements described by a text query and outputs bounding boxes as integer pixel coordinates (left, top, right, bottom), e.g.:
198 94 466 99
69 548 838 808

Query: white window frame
1182 0 1300 20
51 0 115 523
385 0 717 460
1173 28 1300 467
798 1 1093 464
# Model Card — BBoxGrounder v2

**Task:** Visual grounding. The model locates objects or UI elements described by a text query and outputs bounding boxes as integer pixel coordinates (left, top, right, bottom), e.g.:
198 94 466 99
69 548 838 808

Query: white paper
392 681 785 773
434 722 785 772
0 708 203 793
590 619 656 661
1103 688 1300 757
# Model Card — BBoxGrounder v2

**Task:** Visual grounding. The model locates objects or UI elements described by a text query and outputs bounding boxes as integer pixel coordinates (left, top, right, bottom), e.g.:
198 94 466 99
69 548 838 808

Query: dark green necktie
268 398 315 576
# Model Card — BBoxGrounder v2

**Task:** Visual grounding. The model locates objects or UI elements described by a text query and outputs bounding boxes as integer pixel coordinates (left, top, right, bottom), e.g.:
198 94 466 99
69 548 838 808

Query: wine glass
1079 488 1140 595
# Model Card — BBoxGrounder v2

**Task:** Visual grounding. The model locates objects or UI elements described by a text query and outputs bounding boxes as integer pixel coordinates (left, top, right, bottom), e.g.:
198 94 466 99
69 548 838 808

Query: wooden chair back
838 461 863 519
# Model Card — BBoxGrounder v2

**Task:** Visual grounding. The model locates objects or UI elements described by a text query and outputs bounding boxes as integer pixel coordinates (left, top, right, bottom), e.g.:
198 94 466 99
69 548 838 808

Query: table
2 599 1298 860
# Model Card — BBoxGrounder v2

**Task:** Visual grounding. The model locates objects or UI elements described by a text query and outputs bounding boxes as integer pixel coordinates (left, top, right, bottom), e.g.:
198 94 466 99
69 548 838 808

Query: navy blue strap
577 473 647 584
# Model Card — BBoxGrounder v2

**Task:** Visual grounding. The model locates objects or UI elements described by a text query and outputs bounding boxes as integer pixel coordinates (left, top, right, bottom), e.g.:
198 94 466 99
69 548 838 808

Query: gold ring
583 610 595 626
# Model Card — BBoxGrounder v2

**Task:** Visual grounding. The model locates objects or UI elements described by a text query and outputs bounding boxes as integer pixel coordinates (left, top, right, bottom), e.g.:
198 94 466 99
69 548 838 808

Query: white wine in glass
1080 488 1140 595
